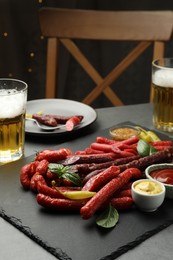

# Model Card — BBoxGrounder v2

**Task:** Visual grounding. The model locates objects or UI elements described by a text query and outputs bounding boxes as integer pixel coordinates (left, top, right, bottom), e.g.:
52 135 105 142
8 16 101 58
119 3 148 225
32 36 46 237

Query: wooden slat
61 38 124 106
40 9 173 41
83 42 151 105
46 38 58 98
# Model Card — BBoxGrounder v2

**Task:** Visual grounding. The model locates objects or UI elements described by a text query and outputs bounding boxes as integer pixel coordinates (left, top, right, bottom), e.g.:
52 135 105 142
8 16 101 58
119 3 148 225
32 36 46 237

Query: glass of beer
0 78 28 164
152 58 173 132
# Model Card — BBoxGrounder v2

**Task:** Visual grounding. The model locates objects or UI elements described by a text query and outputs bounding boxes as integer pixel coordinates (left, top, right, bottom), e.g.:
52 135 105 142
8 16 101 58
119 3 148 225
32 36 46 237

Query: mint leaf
96 204 119 228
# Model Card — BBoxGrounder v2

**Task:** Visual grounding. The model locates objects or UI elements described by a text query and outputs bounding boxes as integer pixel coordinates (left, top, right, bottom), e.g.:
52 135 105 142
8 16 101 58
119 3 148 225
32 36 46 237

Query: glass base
153 120 173 133
154 125 173 133
0 150 23 164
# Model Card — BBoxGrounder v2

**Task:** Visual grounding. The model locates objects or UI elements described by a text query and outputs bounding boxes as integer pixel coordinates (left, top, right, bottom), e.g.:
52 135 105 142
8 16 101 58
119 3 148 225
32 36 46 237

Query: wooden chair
39 8 173 106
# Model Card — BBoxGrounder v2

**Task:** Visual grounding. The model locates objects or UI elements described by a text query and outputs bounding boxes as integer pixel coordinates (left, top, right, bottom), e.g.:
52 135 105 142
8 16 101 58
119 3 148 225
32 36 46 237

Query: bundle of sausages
32 114 83 131
20 136 173 220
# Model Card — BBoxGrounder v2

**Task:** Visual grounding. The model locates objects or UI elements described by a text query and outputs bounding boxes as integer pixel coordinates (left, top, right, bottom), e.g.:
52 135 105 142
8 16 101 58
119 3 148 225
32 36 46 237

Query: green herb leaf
149 145 158 155
48 163 82 186
96 204 119 228
48 163 64 175
137 140 158 157
137 140 150 157
63 172 82 187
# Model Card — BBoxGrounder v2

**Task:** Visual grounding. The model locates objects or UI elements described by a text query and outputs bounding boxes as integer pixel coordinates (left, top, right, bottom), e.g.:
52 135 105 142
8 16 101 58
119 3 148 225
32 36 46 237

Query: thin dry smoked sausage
111 196 133 210
35 148 73 162
37 194 87 211
65 116 83 131
20 161 39 189
80 168 141 219
82 166 120 191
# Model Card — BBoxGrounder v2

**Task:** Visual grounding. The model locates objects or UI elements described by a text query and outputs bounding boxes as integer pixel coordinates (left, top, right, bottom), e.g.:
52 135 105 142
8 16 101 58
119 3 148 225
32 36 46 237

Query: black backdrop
0 0 173 108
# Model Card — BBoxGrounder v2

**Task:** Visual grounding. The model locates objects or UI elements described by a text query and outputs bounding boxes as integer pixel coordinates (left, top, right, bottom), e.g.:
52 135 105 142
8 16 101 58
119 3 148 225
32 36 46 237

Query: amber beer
152 59 173 132
0 79 27 163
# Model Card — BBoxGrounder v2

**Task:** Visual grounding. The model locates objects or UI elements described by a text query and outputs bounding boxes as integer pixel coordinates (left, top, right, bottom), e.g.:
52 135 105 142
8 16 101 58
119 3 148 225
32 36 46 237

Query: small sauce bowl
109 125 140 141
132 179 165 212
145 163 173 199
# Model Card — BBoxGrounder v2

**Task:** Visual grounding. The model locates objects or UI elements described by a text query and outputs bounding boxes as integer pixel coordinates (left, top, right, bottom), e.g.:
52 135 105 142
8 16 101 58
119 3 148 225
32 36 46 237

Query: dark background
0 0 173 108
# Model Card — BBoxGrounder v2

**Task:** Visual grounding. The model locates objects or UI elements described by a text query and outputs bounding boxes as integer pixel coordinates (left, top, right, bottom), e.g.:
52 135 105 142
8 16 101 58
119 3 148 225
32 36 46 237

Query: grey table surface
1 103 173 260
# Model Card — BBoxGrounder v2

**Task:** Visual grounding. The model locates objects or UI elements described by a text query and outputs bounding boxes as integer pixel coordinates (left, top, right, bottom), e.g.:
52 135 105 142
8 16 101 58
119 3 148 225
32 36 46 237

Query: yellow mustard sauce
134 181 162 195
110 127 139 140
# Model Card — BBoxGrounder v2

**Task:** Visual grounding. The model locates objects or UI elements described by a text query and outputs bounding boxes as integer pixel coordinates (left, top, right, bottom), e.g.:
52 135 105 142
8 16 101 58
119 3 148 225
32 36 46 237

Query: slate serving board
0 123 173 260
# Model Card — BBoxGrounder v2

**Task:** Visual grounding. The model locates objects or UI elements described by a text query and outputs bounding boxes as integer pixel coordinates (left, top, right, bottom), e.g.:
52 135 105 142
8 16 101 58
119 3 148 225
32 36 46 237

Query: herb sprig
48 163 82 186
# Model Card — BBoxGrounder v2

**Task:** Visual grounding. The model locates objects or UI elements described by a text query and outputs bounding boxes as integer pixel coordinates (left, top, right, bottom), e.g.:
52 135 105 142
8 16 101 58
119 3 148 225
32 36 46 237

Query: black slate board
0 123 173 260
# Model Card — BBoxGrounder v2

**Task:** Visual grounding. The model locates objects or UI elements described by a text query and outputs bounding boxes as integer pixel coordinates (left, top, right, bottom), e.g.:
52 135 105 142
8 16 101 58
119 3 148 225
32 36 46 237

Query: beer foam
0 90 26 118
153 69 173 88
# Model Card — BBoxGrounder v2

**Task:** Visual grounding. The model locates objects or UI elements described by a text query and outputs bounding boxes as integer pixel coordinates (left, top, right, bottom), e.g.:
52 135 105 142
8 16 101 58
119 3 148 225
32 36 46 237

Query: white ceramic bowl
145 163 173 199
132 179 165 212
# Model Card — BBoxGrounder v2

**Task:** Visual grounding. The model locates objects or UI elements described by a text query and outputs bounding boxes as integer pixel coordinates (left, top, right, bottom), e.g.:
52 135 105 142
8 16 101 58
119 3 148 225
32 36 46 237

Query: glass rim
0 78 28 92
152 58 173 70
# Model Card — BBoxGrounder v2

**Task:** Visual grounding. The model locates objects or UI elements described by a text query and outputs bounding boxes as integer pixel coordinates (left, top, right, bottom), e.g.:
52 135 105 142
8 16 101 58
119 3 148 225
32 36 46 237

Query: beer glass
152 58 173 132
0 79 28 164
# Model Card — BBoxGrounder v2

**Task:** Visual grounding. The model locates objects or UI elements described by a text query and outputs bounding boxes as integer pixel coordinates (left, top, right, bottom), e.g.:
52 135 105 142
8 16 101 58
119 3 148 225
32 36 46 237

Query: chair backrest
39 8 173 106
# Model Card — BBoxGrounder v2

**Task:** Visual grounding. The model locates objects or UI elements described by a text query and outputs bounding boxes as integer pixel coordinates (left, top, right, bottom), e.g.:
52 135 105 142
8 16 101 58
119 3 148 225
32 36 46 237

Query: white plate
25 99 97 136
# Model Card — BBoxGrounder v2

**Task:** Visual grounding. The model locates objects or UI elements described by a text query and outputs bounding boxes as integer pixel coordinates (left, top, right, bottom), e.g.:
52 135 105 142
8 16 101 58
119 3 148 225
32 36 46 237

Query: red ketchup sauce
150 169 173 185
